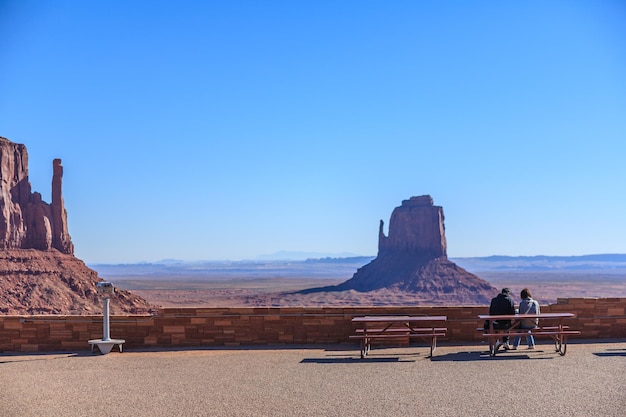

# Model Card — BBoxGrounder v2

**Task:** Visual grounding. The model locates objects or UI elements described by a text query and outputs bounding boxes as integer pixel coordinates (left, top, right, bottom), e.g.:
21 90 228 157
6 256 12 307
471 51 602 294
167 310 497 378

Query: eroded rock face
378 195 447 259
0 249 154 314
0 136 155 314
334 195 498 304
0 137 73 253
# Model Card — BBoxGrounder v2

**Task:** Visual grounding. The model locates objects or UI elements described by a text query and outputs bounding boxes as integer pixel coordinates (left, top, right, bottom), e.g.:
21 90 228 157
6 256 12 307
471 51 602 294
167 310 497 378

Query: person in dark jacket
488 288 516 350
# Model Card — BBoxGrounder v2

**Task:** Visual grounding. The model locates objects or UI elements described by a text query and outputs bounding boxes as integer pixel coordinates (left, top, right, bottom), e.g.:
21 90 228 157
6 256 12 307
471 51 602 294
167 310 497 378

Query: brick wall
1 298 625 352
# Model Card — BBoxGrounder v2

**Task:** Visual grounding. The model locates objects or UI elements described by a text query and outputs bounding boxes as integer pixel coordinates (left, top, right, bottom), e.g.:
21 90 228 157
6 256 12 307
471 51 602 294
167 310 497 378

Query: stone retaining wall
1 298 625 352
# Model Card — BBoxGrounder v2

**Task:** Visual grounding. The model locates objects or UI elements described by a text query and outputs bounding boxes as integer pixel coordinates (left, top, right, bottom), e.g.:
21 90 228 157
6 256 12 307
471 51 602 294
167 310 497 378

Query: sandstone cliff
0 136 154 314
320 195 498 304
0 137 73 253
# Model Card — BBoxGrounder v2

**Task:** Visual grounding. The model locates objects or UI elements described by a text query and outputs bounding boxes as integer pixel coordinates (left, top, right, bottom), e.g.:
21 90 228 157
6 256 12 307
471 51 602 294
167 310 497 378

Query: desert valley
1 136 625 314
96 255 626 309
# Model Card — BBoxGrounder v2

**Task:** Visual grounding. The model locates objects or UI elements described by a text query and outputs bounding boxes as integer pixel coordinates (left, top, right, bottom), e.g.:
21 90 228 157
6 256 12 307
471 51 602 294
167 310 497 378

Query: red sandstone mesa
0 136 154 314
332 195 498 304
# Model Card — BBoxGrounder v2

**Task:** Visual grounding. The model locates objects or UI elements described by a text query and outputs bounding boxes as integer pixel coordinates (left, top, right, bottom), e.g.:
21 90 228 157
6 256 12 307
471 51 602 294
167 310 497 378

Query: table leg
557 318 567 355
558 336 568 356
551 318 562 354
488 322 498 356
429 336 436 359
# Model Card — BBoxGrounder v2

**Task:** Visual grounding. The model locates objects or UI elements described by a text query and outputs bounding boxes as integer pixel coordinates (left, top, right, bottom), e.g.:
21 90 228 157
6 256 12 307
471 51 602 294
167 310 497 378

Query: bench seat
356 327 447 334
478 314 578 357
476 325 570 332
482 330 580 338
349 333 446 340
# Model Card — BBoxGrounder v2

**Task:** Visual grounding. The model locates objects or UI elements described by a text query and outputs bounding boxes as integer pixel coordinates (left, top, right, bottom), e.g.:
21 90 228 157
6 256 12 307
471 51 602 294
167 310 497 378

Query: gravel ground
1 340 625 417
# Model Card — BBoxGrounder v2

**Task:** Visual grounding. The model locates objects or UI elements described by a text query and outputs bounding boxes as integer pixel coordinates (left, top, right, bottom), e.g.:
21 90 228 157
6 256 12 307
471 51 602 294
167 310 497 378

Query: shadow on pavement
300 357 412 364
432 349 554 362
0 352 83 364
593 347 626 357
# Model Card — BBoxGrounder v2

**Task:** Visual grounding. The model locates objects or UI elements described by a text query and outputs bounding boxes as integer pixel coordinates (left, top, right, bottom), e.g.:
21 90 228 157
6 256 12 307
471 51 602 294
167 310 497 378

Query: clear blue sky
1 1 625 263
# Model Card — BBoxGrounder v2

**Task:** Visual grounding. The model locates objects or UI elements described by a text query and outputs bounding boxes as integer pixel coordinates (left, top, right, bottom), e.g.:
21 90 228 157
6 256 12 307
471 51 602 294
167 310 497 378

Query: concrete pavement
1 340 625 416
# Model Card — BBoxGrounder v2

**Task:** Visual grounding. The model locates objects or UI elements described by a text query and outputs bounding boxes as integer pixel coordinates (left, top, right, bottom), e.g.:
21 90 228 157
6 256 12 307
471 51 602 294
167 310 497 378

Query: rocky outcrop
0 137 73 253
0 136 154 314
0 249 154 314
378 195 447 260
323 195 498 304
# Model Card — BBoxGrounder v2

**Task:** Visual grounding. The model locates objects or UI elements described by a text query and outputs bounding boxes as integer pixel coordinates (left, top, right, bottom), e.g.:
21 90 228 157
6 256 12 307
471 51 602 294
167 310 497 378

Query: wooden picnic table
350 315 447 359
478 312 580 356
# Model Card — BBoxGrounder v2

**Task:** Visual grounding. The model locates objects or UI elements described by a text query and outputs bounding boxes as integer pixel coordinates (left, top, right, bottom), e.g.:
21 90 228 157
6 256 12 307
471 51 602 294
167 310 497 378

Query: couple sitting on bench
489 287 540 351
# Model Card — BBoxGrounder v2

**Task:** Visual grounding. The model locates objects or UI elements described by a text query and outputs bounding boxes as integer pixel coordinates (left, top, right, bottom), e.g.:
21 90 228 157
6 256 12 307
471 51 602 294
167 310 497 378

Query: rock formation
0 137 73 253
0 136 154 314
320 195 498 305
0 249 153 314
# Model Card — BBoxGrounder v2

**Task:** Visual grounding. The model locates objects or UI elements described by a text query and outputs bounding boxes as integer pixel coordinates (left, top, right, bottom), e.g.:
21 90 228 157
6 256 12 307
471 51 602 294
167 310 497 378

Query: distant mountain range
89 254 626 280
89 257 374 280
255 250 363 260
451 254 626 272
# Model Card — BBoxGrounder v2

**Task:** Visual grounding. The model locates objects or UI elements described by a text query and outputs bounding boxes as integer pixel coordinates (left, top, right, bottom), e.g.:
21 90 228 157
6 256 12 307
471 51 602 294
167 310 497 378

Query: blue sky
1 1 625 263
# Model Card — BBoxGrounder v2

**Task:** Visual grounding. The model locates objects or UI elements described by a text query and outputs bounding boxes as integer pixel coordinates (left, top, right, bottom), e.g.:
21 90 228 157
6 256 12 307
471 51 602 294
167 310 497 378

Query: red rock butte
0 136 153 314
332 195 498 304
0 137 73 253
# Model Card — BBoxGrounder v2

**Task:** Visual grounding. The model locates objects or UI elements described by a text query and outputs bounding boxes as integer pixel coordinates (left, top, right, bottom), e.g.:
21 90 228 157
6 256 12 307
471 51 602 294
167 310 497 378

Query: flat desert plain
102 260 626 307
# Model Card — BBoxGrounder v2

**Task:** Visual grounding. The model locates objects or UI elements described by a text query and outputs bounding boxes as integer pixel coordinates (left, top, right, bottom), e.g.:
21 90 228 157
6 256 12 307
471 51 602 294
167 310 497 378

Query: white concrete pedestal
88 339 125 354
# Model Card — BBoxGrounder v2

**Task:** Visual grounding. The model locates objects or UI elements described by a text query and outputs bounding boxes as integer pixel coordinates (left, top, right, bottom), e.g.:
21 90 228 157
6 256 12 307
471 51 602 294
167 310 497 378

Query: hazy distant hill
451 254 626 272
90 254 626 280
91 257 375 281
256 251 362 260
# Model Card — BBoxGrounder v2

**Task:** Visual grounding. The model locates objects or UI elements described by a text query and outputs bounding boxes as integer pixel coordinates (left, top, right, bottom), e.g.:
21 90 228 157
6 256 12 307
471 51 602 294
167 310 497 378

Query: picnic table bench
350 316 447 359
478 312 580 356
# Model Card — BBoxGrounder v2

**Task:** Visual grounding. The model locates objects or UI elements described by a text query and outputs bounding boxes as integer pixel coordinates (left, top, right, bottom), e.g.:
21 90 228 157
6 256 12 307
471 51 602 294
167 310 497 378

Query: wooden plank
349 333 446 340
478 313 576 320
482 331 581 337
477 326 570 332
355 327 446 333
352 316 447 322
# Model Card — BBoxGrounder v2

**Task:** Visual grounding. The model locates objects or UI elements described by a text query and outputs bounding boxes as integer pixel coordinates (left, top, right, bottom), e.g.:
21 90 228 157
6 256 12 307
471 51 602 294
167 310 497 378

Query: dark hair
521 288 532 299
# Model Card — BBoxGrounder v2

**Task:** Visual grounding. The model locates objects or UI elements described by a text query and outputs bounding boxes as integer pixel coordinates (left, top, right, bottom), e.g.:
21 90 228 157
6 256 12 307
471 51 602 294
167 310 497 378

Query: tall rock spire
0 137 73 254
51 158 74 254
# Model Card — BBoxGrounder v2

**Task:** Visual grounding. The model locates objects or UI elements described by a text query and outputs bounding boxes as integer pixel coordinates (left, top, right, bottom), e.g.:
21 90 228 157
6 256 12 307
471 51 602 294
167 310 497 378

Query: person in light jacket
512 288 540 349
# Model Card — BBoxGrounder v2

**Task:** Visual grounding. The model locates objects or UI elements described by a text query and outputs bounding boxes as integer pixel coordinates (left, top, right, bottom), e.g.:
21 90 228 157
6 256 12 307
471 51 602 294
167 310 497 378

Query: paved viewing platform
1 340 624 416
